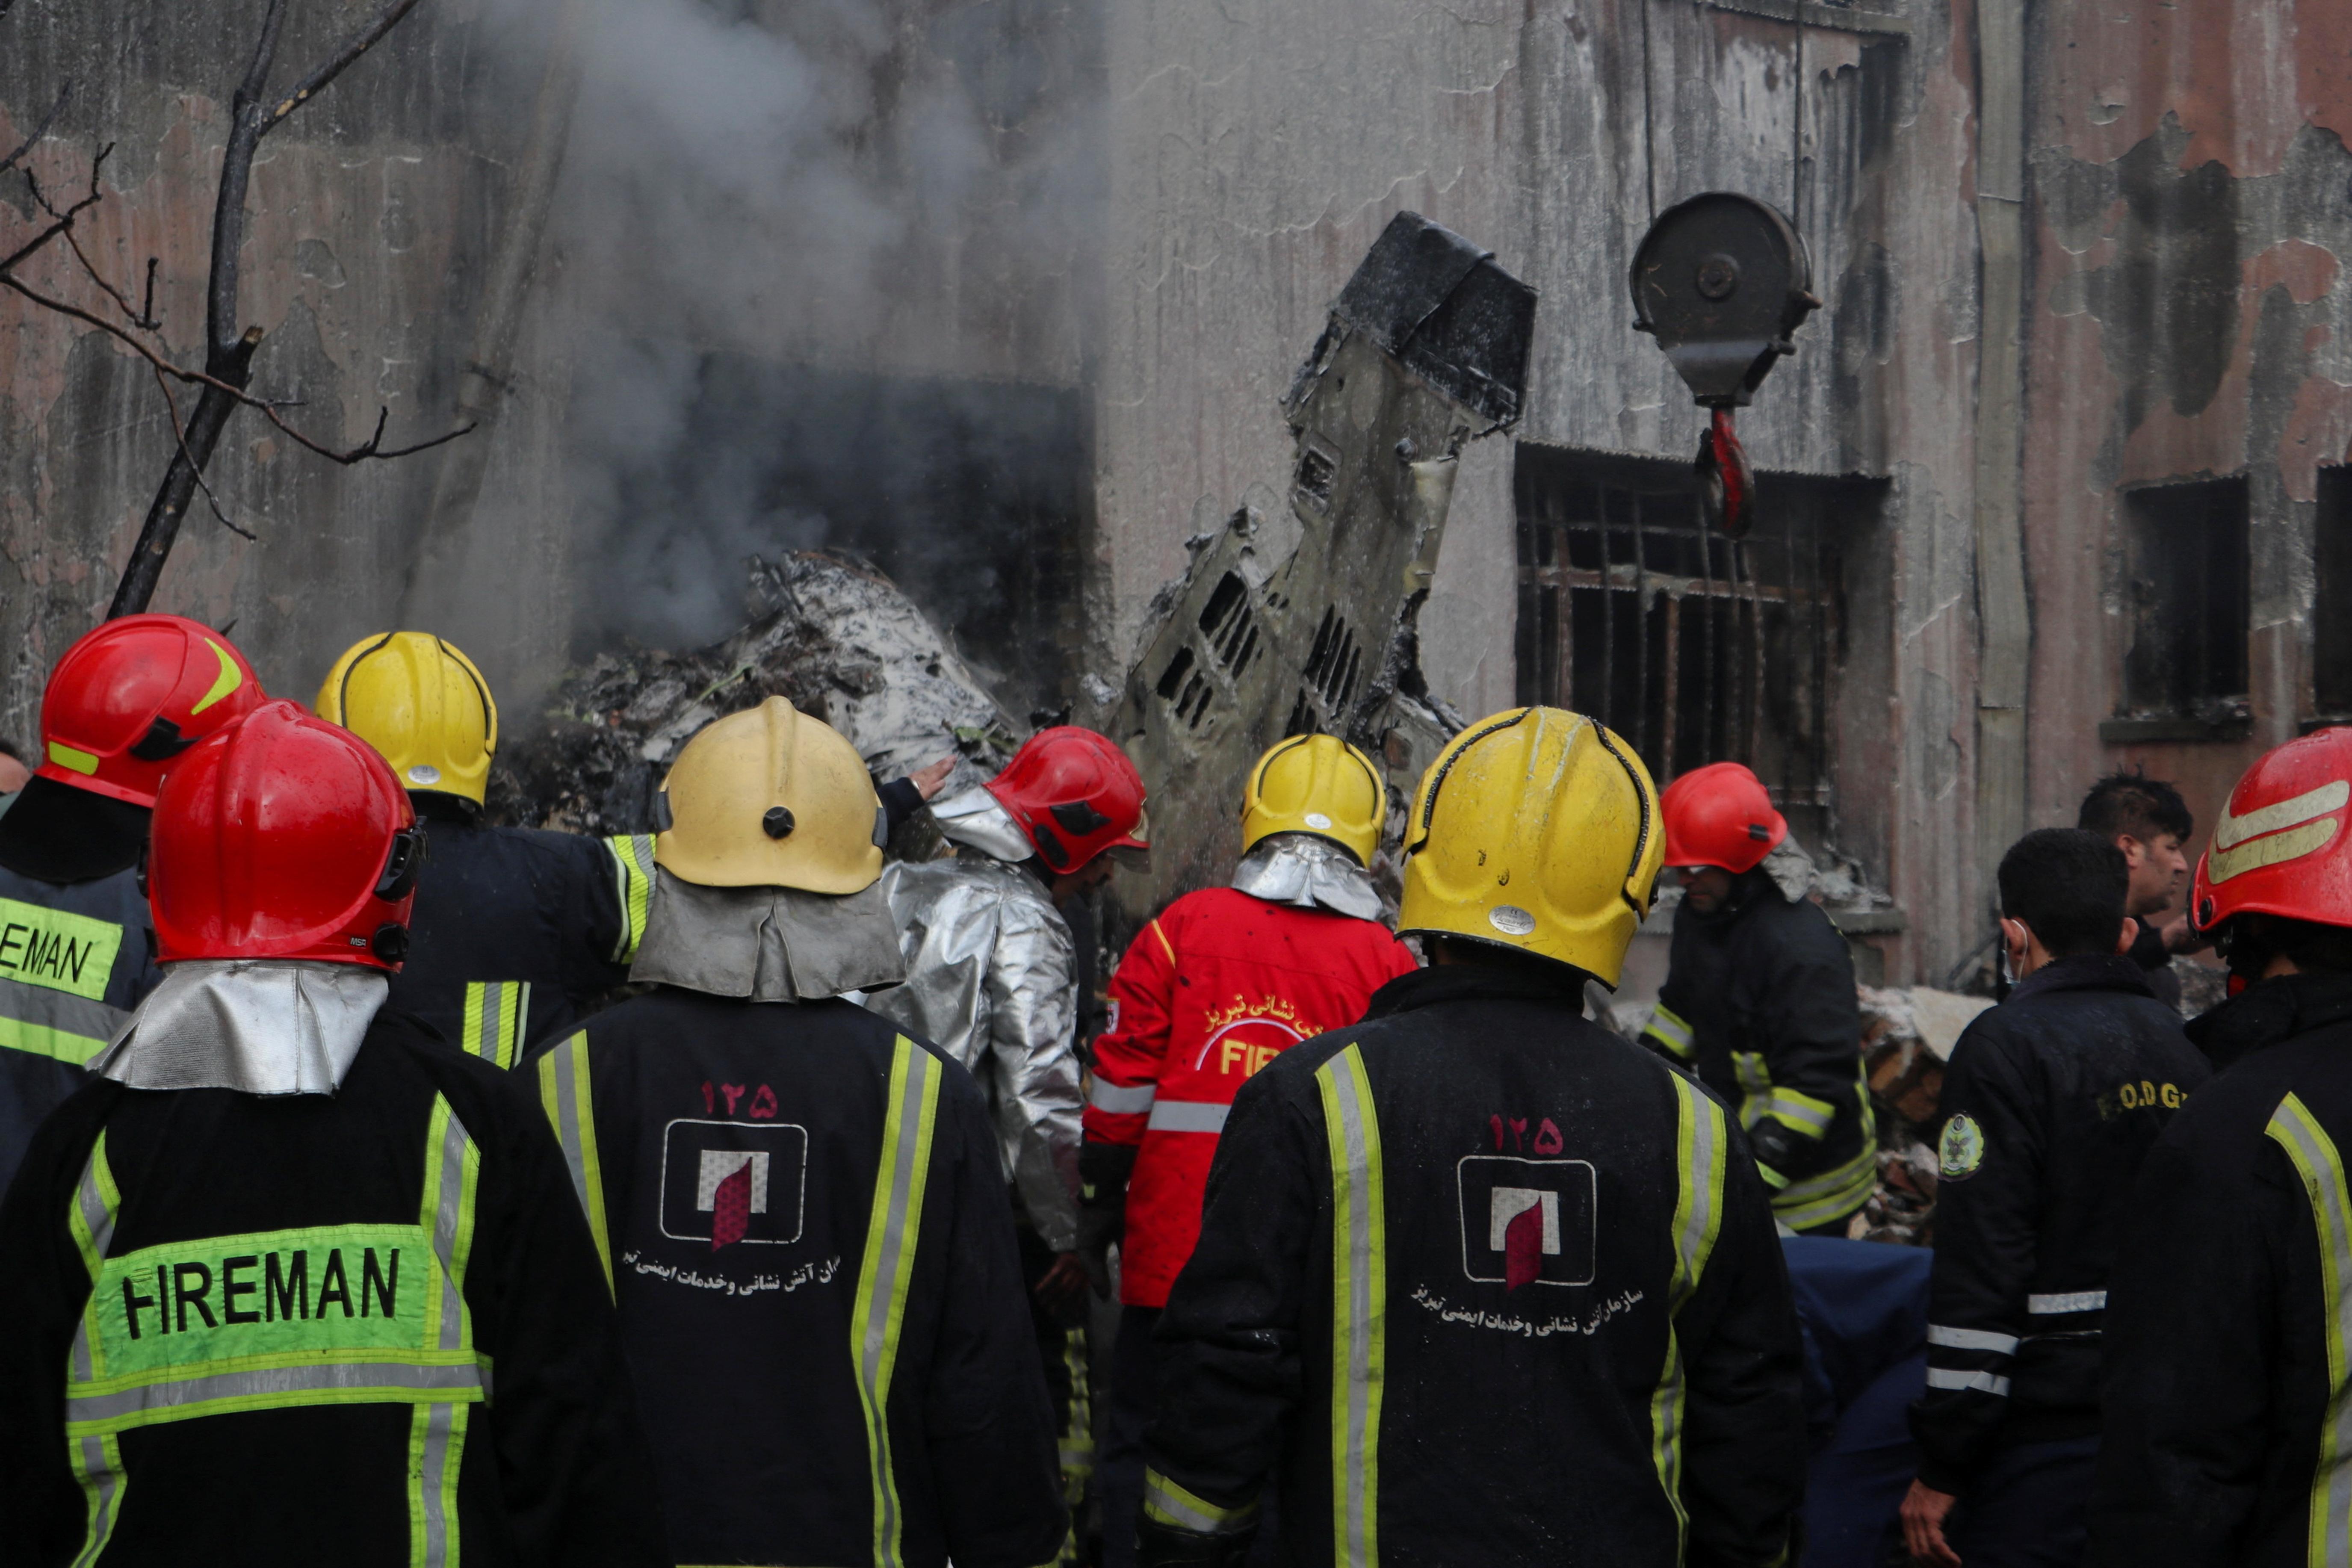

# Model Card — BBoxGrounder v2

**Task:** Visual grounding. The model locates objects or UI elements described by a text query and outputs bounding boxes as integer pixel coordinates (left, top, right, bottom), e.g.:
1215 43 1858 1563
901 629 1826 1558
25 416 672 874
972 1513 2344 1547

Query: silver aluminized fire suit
865 789 1082 1252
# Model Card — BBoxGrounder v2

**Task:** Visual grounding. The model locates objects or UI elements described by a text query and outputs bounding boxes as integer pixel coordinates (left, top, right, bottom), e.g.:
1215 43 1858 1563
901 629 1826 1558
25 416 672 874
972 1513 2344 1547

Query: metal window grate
1512 445 1848 841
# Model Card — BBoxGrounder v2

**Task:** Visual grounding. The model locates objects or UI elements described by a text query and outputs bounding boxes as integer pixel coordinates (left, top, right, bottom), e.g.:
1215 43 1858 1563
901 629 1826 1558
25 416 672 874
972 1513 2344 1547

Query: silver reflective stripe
1924 1367 2012 1397
416 1400 458 1568
68 1361 484 1425
2265 1090 2352 1566
430 1109 472 1352
471 980 530 1069
1089 1078 1157 1114
1146 1099 1229 1134
0 975 129 1065
550 1040 593 1219
1321 1048 1383 1568
856 1042 940 1568
1927 1324 2020 1354
68 1435 120 1568
1143 1472 1252 1534
69 1155 115 1385
2026 1290 2108 1314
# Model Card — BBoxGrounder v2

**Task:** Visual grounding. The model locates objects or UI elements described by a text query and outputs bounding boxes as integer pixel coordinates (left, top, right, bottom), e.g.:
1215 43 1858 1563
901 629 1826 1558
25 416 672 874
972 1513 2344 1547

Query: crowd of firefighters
0 611 2346 1568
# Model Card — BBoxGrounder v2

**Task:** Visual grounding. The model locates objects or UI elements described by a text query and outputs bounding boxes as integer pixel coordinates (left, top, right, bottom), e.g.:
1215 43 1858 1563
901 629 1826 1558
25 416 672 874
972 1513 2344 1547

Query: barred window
1512 445 1871 846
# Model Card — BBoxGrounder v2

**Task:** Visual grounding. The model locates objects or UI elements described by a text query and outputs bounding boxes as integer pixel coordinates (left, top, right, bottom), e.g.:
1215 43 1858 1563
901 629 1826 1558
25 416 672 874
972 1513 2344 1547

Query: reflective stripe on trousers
1767 1089 1879 1232
62 1098 485 1568
537 1031 614 1292
1316 1044 1385 1568
852 1036 944 1568
0 974 128 1066
604 836 656 963
460 980 531 1070
2266 1090 2352 1568
1652 1069 1731 1553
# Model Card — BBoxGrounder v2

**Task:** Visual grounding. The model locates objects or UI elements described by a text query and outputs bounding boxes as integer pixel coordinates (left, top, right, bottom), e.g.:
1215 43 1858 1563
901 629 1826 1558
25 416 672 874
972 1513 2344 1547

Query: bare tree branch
148 360 257 540
26 161 166 338
264 0 430 134
0 142 109 274
0 82 71 179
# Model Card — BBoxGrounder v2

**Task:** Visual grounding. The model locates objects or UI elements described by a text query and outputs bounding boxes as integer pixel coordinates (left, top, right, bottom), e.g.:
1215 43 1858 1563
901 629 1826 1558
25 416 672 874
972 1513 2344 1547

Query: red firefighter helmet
1660 760 1788 874
150 700 423 969
35 614 265 808
984 726 1149 873
2192 726 2352 937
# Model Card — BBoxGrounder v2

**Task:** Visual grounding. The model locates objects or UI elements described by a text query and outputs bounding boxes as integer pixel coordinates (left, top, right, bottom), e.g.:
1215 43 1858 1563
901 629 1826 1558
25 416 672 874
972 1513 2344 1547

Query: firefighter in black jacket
1642 762 1877 1234
2093 726 2352 1568
0 699 663 1566
0 617 265 1194
1139 707 1807 1568
525 696 1067 1568
1898 829 2207 1568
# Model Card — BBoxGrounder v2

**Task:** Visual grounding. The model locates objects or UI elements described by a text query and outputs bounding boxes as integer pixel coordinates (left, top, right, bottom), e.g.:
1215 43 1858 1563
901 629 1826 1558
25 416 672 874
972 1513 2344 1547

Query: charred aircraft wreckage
499 211 1538 938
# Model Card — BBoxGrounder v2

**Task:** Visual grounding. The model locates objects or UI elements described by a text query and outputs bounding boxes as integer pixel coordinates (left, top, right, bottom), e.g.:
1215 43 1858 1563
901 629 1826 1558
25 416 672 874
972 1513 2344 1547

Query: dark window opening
1295 445 1337 509
2120 476 2249 725
2316 466 2352 719
1513 445 1870 849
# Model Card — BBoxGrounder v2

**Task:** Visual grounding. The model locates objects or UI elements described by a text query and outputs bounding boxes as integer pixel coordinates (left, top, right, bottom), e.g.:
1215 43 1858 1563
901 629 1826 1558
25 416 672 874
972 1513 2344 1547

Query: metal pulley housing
1630 192 1818 409
1630 192 1818 537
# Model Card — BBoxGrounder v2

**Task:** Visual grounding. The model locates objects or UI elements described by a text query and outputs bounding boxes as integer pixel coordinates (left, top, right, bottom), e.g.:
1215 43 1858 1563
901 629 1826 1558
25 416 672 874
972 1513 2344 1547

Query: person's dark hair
0 738 21 762
2078 769 2193 845
1999 828 2130 958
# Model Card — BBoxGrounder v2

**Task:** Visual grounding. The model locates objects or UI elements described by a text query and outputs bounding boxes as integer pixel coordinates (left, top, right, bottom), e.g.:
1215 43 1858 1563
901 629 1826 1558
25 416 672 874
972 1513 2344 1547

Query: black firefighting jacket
1644 873 1876 1232
1141 963 1806 1568
0 1012 665 1567
524 986 1066 1568
389 799 652 1068
1908 954 2205 1494
2092 970 2352 1568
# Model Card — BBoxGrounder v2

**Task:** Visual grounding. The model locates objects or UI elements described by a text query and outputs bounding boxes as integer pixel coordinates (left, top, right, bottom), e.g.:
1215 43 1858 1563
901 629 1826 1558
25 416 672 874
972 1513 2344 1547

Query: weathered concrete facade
6 0 2349 980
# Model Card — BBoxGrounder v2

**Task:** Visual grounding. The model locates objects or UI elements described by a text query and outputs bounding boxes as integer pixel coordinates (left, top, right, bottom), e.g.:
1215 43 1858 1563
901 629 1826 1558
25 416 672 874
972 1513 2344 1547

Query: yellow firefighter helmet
655 697 883 894
1398 706 1663 986
315 632 498 806
1240 732 1386 865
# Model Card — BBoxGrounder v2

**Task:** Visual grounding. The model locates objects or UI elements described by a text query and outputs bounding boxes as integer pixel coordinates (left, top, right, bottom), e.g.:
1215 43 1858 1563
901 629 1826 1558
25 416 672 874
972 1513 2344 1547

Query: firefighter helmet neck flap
2193 727 2352 967
1240 733 1385 865
150 699 421 969
316 632 499 807
984 727 1149 874
35 614 264 808
636 697 905 1001
1398 706 1663 987
1660 761 1788 874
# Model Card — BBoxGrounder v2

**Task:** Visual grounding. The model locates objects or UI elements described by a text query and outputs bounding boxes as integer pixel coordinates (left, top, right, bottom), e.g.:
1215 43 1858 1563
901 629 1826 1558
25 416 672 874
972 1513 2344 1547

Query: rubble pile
489 552 1025 836
1853 985 1994 1245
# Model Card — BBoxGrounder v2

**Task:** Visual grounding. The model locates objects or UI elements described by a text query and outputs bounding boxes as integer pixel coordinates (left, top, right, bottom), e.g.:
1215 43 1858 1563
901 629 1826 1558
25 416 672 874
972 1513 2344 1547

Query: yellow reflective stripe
1761 1087 1837 1141
1060 1326 1093 1485
853 1036 942 1568
1317 1043 1384 1568
47 741 100 775
188 640 244 716
536 1032 612 1293
1143 1468 1259 1533
0 1013 112 1066
1767 1087 1878 1229
2266 1090 2352 1568
68 1134 118 1296
460 981 530 1070
406 1400 467 1568
1653 1069 1731 1551
603 836 656 964
1731 1051 1773 1129
1643 1004 1696 1060
67 1432 123 1568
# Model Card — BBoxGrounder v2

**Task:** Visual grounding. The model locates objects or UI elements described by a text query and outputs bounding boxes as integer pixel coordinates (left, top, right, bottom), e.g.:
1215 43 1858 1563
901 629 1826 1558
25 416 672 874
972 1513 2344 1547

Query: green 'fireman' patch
89 1224 441 1379
0 896 123 1001
1939 1113 1986 1181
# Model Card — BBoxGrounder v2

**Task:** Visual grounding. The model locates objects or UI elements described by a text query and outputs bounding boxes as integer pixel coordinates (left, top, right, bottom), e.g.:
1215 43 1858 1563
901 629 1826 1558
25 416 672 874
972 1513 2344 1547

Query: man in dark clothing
1900 829 2206 1568
529 697 1067 1568
1140 707 1807 1568
2093 727 2352 1567
1643 761 1877 1235
0 700 663 1567
1784 1237 1930 1568
2078 771 2196 1011
0 617 266 1196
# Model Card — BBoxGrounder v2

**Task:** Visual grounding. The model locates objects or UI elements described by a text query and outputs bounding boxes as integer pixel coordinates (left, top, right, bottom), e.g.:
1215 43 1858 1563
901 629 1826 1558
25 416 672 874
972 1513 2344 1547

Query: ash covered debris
489 551 1024 835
